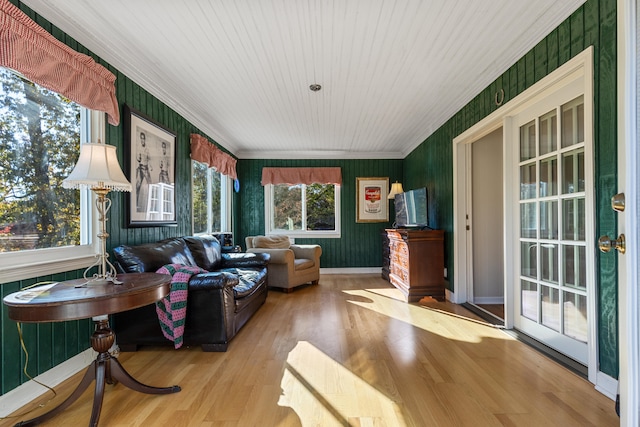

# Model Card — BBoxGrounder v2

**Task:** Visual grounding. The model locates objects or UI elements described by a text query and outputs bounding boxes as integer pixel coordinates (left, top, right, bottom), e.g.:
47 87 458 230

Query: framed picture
124 105 177 227
356 177 389 223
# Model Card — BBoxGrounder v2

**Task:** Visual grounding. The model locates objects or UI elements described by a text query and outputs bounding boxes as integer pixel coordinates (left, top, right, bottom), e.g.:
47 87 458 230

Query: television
394 187 429 228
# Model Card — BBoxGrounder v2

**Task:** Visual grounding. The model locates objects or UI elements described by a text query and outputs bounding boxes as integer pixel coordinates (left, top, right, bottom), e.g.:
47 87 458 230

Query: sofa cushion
113 238 196 273
183 235 222 271
219 267 267 298
253 235 290 249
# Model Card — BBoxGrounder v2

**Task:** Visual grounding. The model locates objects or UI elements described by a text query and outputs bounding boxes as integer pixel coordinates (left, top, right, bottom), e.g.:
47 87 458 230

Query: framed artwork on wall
356 177 389 223
124 105 177 227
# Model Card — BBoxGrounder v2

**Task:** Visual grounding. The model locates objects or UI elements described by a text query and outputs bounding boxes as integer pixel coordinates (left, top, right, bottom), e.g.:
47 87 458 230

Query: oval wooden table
3 272 181 427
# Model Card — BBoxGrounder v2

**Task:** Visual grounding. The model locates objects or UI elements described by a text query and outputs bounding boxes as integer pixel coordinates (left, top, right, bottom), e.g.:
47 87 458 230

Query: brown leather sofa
112 235 269 351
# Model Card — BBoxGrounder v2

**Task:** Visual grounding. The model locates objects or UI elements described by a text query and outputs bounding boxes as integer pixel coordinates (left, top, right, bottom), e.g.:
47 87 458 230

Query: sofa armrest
188 271 239 290
290 244 322 262
247 247 293 264
221 252 270 268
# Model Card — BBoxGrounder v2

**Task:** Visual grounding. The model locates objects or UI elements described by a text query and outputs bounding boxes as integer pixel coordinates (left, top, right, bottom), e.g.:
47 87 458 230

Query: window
265 183 341 238
0 67 98 282
192 160 231 234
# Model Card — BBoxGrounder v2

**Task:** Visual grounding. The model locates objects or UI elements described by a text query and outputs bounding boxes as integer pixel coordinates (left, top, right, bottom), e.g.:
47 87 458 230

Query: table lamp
63 141 132 284
388 181 404 200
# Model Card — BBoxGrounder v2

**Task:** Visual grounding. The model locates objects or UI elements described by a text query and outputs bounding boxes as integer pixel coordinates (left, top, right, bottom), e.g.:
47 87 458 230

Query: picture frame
124 105 177 227
356 177 389 223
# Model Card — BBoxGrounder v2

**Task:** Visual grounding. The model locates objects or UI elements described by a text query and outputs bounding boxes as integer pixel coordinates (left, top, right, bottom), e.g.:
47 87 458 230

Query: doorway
469 128 504 322
453 47 599 385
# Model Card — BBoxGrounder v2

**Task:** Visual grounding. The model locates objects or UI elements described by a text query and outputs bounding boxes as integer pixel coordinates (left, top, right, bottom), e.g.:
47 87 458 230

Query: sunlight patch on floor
342 289 513 344
279 341 408 427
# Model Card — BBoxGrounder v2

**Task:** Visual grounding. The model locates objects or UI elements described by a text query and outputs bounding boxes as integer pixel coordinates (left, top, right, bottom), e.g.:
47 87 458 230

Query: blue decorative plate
234 179 240 192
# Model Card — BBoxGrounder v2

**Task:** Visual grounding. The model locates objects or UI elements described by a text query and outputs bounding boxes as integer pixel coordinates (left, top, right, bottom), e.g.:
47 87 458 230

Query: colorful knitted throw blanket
155 264 207 349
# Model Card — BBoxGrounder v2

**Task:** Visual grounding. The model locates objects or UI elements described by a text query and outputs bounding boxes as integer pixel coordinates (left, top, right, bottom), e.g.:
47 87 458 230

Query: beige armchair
245 235 322 292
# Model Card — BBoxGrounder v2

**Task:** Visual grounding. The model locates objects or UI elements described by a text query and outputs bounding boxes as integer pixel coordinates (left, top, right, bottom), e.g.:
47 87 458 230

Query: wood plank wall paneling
403 0 618 378
238 159 403 268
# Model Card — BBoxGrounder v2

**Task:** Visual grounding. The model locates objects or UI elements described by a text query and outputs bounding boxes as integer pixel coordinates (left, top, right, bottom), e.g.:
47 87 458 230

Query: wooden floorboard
1 274 618 426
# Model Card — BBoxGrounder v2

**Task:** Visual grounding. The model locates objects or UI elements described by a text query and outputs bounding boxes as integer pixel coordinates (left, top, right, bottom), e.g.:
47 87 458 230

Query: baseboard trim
0 348 96 417
472 297 505 304
320 267 382 274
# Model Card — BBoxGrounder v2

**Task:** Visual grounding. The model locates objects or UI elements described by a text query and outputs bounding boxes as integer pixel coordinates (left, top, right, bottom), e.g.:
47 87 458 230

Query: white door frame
452 47 617 397
617 0 639 424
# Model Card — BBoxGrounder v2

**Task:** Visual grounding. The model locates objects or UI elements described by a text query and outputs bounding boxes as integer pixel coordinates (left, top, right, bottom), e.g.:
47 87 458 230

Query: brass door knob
598 234 626 254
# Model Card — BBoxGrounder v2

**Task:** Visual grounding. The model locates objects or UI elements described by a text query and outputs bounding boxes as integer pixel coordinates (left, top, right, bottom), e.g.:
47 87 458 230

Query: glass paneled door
515 95 594 364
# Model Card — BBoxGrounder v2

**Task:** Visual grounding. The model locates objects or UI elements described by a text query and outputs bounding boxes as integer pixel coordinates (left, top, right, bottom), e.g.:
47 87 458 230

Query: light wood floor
3 274 618 426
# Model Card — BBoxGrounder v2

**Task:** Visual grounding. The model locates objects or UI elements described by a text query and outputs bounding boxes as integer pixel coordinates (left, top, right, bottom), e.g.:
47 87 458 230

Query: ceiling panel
22 0 585 158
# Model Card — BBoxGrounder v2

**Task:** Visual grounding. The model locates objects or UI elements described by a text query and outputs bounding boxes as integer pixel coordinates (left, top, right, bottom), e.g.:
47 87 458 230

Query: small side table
3 272 181 427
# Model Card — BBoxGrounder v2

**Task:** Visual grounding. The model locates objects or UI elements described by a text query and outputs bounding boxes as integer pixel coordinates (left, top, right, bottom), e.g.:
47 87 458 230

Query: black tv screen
394 187 429 228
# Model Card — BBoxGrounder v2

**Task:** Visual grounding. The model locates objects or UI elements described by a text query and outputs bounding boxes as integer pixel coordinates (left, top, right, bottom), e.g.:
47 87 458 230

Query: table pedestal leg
14 316 180 427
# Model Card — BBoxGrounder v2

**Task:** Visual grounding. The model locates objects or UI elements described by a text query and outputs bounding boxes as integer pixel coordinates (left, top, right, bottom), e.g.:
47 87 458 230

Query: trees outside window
0 67 83 252
265 183 340 238
192 160 230 234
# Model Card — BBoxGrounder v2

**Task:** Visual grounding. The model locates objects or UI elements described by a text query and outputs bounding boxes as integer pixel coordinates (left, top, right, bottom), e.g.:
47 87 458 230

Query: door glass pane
562 148 585 194
563 292 588 342
520 163 536 199
520 202 537 238
539 110 557 155
521 242 537 278
562 198 585 240
521 280 538 321
520 120 536 161
540 243 558 284
561 96 584 148
539 201 557 239
541 286 560 331
563 245 586 290
539 157 557 196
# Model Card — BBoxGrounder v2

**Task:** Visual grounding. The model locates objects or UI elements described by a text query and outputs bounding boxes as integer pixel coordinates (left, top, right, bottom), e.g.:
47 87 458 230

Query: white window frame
0 109 103 283
264 183 341 239
191 161 232 235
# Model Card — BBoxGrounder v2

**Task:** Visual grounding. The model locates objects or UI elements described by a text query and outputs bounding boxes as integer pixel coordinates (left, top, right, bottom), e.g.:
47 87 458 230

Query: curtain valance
190 134 237 180
0 0 120 125
261 167 342 186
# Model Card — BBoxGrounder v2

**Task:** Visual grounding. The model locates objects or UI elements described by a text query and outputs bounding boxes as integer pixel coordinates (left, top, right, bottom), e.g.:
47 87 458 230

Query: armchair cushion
252 235 291 249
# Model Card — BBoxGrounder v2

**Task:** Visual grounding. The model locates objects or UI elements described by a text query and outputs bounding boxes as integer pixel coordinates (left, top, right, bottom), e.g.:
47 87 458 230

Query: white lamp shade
62 143 132 192
388 181 404 199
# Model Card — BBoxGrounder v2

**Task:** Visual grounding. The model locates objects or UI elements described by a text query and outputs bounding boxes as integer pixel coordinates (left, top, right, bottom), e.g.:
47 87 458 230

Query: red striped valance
190 134 237 180
261 167 342 185
0 0 120 125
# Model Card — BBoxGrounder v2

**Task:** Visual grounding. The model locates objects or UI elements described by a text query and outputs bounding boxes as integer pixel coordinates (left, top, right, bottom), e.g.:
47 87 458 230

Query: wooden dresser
382 228 445 301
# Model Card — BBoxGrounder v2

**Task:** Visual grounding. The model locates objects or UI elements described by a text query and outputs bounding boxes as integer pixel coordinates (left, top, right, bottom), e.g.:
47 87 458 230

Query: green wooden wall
403 0 618 377
238 159 403 268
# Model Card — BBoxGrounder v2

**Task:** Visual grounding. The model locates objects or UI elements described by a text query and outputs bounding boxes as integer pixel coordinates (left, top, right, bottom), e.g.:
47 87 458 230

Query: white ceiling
22 0 584 159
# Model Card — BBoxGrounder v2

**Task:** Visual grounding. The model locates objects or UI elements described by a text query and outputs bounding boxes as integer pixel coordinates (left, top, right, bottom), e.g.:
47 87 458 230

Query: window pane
192 161 208 234
274 184 302 230
539 157 557 197
0 68 81 252
562 148 585 194
521 242 537 278
520 163 536 200
539 201 557 240
541 286 560 331
563 245 586 290
562 198 585 241
520 202 537 238
563 292 587 342
306 183 335 230
520 120 536 161
539 109 557 155
561 96 584 148
540 243 558 284
521 280 538 321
